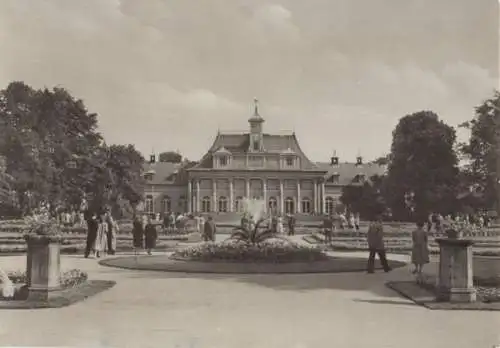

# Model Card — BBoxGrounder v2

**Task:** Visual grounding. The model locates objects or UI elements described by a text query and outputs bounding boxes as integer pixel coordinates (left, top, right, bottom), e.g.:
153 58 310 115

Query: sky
0 0 498 163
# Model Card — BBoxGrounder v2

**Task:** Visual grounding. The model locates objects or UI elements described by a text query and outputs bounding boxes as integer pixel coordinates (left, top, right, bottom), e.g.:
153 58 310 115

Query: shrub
4 269 88 288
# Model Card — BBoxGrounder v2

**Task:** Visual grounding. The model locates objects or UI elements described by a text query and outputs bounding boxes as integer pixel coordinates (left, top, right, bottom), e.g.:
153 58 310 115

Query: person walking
94 213 108 258
411 220 430 281
144 216 157 255
132 215 144 255
366 216 391 273
354 213 360 231
203 215 216 242
84 210 98 258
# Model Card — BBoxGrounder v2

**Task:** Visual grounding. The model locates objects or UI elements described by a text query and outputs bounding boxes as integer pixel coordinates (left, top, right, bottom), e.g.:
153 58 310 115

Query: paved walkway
0 249 499 347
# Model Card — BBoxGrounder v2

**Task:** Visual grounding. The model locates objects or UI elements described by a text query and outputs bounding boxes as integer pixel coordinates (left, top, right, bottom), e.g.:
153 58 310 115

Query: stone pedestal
25 234 62 301
435 238 476 303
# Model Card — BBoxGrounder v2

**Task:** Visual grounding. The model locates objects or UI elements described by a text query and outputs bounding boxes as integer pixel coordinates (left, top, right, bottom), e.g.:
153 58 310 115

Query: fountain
241 198 267 223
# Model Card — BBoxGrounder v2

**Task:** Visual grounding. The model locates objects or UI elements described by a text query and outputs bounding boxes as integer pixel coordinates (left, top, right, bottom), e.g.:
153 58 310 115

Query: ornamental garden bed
0 240 179 254
0 269 116 309
171 238 329 263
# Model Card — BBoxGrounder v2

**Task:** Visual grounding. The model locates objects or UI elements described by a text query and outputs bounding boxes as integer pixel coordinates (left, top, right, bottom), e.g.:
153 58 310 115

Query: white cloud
0 0 497 161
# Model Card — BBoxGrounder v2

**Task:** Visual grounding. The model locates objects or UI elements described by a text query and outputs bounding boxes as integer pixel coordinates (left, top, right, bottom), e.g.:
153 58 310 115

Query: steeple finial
253 97 259 116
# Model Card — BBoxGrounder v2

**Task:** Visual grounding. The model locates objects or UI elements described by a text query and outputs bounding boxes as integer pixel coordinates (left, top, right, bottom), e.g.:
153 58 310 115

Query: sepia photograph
0 0 499 347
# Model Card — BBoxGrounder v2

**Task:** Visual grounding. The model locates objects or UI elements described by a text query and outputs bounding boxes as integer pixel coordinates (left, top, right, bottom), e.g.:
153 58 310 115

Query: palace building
142 100 386 217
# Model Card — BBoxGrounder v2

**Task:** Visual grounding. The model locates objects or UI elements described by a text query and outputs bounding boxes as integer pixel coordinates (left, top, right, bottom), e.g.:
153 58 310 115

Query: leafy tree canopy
385 110 459 220
159 151 182 163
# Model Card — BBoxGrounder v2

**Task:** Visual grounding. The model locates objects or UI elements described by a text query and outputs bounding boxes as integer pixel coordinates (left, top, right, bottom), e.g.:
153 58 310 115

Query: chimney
330 150 339 166
356 156 363 165
150 154 156 164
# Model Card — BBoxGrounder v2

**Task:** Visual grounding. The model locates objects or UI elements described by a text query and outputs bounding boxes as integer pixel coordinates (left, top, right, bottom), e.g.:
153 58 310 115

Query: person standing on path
132 214 144 255
287 214 296 236
144 216 157 255
84 210 98 258
411 220 430 281
366 216 392 273
94 213 108 258
203 215 216 242
105 211 117 255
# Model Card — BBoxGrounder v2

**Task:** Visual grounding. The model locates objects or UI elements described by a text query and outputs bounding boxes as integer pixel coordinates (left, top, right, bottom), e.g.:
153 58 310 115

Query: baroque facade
142 101 386 216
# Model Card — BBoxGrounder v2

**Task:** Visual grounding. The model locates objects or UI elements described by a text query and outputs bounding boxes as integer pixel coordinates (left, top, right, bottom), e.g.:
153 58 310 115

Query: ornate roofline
290 132 319 169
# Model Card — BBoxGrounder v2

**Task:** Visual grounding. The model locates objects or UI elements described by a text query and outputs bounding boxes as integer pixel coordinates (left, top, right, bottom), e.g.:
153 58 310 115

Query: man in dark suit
84 209 99 258
203 215 216 242
366 215 392 273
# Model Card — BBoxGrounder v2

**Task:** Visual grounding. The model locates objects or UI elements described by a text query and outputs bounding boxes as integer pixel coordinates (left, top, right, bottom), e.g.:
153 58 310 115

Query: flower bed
418 274 500 303
171 238 329 263
1 269 88 301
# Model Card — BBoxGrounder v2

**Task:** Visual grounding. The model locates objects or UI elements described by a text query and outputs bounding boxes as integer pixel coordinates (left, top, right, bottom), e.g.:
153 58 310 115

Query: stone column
187 180 192 213
279 179 284 214
321 182 325 214
246 179 250 199
25 234 62 301
313 180 318 213
296 180 301 213
262 179 267 213
229 179 234 212
212 179 217 212
435 238 476 303
195 180 200 212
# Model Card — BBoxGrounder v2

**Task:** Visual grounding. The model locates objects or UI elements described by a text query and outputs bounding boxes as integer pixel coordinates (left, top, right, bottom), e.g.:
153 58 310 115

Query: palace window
268 197 278 212
301 198 311 214
218 196 228 213
325 197 335 215
202 196 211 213
162 196 171 213
234 196 243 212
286 156 294 166
285 197 294 214
145 195 153 213
220 156 228 166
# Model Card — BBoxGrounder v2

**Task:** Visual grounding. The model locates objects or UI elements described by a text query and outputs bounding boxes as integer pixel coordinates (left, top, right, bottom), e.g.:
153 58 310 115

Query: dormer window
144 173 153 181
327 173 340 184
286 156 294 166
220 156 228 166
253 141 260 151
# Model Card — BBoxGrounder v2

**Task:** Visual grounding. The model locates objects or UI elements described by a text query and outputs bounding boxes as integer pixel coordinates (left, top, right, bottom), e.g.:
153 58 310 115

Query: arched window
145 195 153 213
268 197 277 213
325 197 335 215
301 198 311 214
285 197 294 214
218 196 228 213
234 196 243 212
162 196 171 213
202 196 211 213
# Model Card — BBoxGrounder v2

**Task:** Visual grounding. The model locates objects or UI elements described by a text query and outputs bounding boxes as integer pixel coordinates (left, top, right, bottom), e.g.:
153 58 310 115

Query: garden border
99 254 406 274
386 281 500 311
0 280 116 309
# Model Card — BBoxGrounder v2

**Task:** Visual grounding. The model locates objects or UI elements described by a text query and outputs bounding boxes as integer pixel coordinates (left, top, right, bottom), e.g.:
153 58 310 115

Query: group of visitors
267 214 296 236
83 209 118 258
427 212 492 233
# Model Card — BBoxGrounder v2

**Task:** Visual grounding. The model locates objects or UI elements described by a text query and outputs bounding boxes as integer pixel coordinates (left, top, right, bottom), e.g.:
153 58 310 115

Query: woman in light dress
276 215 284 234
411 221 430 281
94 213 108 258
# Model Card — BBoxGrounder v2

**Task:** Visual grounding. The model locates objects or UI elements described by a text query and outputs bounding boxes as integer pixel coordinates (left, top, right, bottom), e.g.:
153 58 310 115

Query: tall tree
459 91 500 212
340 175 387 220
385 111 459 221
159 151 182 163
